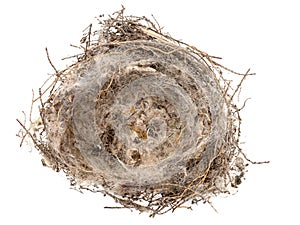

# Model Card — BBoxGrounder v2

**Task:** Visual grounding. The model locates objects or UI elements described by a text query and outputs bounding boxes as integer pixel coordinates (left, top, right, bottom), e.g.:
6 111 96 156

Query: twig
210 60 256 76
104 206 127 209
18 112 27 147
82 23 92 54
38 88 44 108
45 47 58 74
229 69 250 102
33 69 63 103
70 44 82 49
175 127 185 144
207 198 218 213
29 90 34 124
16 119 37 147
239 149 270 165
235 97 251 112
151 14 162 32
61 53 84 60
96 74 115 102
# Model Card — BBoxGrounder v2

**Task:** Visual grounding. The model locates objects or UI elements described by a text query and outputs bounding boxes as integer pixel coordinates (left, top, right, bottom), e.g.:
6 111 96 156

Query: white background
1 0 299 224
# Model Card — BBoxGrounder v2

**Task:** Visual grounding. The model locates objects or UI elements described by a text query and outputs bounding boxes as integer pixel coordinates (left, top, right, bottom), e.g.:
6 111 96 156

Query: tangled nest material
18 8 258 216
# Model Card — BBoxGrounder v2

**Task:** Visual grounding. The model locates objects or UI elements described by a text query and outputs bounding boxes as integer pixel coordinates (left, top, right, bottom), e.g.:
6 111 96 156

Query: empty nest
18 7 256 216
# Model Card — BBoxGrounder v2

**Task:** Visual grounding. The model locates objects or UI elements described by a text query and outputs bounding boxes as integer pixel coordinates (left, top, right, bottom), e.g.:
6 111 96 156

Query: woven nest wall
18 8 255 216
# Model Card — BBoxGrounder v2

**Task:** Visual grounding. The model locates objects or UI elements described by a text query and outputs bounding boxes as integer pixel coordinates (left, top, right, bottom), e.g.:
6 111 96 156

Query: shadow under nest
18 8 254 217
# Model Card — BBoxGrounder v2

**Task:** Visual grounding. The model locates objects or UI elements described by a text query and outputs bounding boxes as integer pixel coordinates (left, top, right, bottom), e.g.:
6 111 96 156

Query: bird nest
18 8 255 216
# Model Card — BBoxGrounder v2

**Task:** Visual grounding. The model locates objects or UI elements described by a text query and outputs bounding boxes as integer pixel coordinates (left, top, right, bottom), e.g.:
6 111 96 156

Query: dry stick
45 48 58 74
237 83 243 101
18 112 27 147
39 73 54 91
222 80 233 100
235 97 251 112
19 90 38 146
210 60 256 76
29 90 34 124
38 88 44 108
87 24 92 49
175 127 185 144
96 74 115 102
188 45 223 60
33 48 72 103
229 69 250 102
151 14 162 32
48 63 79 95
238 148 270 165
104 206 127 209
81 23 92 56
206 198 218 213
62 53 85 61
234 105 269 165
32 63 75 103
70 44 82 49
16 119 38 147
105 191 150 213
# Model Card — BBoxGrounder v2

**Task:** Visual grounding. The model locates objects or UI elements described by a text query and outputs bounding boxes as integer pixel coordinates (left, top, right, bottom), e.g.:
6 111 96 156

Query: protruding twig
239 149 270 165
16 119 36 147
229 69 250 102
235 97 251 112
45 47 58 74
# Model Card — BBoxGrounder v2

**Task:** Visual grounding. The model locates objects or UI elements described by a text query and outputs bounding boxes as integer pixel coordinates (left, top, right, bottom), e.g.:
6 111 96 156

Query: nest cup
19 8 249 216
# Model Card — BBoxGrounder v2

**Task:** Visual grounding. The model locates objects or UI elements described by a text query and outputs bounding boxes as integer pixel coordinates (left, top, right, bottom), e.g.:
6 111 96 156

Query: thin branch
45 47 58 74
29 90 34 124
151 14 162 32
18 112 27 147
229 69 250 102
239 149 270 165
16 119 37 147
235 97 251 112
210 60 256 76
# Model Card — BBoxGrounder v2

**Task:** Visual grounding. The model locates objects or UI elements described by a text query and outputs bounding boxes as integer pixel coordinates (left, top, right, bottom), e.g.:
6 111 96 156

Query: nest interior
18 8 254 216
